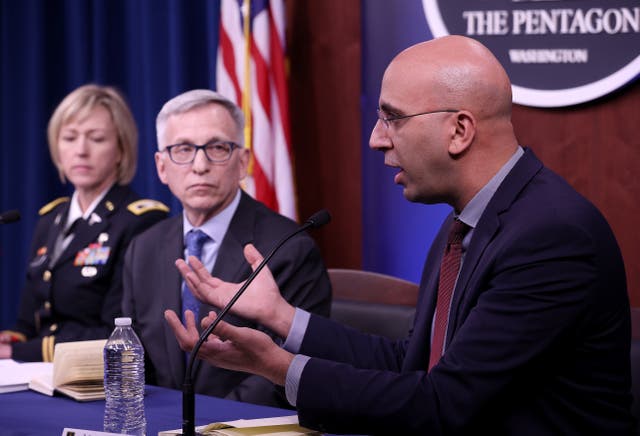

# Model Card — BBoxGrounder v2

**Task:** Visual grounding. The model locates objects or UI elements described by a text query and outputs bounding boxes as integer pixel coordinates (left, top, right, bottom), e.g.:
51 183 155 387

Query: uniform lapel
45 203 70 266
54 185 125 267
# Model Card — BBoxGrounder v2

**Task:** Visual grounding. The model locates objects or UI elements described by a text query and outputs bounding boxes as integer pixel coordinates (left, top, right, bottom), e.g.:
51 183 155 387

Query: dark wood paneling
285 1 639 307
286 1 362 269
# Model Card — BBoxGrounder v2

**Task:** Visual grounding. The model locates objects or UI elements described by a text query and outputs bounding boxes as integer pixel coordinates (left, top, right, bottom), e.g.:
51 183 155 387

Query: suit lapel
403 218 450 370
447 149 544 339
210 191 256 282
159 215 188 387
192 191 255 382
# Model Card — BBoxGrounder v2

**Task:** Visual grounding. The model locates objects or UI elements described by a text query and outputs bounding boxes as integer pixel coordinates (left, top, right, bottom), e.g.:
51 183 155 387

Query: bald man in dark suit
166 37 635 434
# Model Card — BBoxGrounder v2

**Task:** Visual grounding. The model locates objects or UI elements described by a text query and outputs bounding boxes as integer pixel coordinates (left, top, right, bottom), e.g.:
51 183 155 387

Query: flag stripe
217 0 296 220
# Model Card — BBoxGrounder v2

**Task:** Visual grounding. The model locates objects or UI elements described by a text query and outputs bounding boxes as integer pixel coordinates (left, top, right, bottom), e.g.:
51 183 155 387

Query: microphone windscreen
305 209 331 229
0 209 20 224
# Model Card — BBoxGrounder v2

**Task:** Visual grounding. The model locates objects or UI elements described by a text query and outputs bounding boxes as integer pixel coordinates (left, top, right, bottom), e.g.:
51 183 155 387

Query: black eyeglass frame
376 108 459 128
163 140 241 165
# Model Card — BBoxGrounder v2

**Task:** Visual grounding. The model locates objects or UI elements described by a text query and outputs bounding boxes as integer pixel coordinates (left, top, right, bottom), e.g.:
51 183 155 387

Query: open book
29 339 106 401
158 415 323 436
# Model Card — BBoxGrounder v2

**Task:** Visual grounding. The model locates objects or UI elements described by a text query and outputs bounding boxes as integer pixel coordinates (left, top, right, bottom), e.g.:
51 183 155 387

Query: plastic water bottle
103 317 146 435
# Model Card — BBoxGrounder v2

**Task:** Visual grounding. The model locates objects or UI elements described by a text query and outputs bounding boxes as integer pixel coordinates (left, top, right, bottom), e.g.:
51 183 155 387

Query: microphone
0 209 20 224
182 209 331 436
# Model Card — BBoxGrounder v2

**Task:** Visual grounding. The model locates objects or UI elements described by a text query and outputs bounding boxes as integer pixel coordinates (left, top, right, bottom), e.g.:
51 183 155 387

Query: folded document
158 415 323 435
0 359 53 393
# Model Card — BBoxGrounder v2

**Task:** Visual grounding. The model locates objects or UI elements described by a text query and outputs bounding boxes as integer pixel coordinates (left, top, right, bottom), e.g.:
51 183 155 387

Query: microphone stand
182 210 330 436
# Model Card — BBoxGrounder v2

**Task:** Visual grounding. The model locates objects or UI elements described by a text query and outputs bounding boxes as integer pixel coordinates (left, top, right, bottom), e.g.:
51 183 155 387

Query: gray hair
155 89 245 150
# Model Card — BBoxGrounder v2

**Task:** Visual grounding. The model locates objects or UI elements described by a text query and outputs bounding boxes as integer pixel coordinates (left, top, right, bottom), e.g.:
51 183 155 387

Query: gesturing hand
164 309 293 385
175 243 296 337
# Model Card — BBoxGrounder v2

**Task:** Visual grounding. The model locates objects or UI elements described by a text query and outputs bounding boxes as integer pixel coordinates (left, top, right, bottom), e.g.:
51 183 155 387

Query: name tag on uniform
81 266 98 277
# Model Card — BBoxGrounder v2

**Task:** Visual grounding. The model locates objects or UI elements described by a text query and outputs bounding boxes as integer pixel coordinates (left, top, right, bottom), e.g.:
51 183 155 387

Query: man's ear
448 111 476 156
238 147 250 180
155 151 169 185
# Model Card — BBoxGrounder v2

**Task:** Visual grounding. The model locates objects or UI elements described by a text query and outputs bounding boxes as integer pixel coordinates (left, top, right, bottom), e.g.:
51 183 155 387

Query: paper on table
158 415 323 435
28 371 55 396
0 359 53 393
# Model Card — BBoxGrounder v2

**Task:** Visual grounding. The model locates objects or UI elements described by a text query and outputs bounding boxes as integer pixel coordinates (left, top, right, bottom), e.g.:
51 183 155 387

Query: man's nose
369 119 391 151
191 147 210 172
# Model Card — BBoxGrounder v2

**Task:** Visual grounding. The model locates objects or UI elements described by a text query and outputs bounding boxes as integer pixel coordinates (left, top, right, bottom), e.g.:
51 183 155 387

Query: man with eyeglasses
122 89 331 408
165 36 635 434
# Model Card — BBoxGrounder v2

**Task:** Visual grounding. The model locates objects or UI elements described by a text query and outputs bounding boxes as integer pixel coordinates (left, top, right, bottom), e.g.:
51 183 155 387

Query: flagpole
242 0 254 177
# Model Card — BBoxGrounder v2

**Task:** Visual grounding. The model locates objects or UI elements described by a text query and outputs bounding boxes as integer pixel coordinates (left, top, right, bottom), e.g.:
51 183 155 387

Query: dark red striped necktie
429 219 469 371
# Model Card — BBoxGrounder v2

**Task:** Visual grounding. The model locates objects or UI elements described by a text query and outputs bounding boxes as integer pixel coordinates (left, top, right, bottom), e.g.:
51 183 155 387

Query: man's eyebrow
169 135 225 145
378 102 402 115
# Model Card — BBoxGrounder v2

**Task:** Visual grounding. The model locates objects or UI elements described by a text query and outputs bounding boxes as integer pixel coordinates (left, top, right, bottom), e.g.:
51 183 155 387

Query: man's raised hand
175 243 296 338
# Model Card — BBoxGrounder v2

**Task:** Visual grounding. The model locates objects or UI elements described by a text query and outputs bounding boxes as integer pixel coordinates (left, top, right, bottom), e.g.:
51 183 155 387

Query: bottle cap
115 317 132 326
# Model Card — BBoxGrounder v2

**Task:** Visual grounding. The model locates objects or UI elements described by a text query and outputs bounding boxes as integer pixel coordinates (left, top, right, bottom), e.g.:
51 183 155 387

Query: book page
53 339 106 386
56 384 104 402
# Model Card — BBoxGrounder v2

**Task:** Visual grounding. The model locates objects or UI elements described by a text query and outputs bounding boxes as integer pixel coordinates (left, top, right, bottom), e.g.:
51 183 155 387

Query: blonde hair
47 84 138 185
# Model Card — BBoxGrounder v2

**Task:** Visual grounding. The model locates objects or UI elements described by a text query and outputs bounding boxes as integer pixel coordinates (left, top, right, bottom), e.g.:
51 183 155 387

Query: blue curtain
0 0 219 329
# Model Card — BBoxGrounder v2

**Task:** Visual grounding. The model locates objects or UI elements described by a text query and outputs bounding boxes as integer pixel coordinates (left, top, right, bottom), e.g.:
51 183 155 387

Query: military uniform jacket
8 184 168 361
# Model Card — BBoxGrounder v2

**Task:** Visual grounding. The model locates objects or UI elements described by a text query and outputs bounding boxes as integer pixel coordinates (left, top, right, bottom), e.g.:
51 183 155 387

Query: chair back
631 307 640 431
328 268 419 340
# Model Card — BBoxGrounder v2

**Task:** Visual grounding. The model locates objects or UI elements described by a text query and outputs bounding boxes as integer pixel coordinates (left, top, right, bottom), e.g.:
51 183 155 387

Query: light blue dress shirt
182 189 241 273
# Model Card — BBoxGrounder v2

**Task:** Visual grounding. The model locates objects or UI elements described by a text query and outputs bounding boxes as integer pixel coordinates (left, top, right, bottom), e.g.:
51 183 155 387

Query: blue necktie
182 229 209 324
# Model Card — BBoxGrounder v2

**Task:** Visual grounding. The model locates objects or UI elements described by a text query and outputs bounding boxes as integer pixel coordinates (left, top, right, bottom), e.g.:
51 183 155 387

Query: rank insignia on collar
89 212 103 226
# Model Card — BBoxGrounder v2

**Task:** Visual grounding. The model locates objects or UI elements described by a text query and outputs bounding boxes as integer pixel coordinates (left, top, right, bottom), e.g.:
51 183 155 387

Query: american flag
217 0 297 220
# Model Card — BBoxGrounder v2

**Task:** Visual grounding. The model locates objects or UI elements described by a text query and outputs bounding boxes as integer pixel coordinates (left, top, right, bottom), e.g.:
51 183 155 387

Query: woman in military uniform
0 84 168 361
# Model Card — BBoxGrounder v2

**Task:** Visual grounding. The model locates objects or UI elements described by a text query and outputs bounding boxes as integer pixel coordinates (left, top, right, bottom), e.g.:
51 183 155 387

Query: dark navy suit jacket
123 191 331 408
296 149 635 435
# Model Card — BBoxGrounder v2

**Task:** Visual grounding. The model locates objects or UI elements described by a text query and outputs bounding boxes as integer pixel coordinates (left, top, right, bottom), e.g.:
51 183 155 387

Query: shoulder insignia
38 197 70 216
127 199 169 216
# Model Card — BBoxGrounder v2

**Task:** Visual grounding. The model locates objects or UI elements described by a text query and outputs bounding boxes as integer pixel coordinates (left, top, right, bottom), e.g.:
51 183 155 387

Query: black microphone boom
182 209 331 436
0 209 20 224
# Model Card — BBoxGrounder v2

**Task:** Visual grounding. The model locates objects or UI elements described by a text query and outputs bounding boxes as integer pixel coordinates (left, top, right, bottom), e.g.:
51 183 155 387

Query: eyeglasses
163 140 241 165
376 108 459 129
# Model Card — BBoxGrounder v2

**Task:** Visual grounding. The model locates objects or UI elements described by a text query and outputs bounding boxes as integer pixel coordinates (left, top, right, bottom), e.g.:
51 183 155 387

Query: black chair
328 268 419 340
